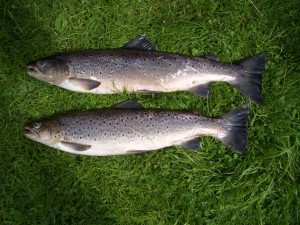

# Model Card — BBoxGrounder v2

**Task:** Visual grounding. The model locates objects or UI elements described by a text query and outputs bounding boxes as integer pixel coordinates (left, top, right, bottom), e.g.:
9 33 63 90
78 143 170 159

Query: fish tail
231 52 269 104
218 104 250 154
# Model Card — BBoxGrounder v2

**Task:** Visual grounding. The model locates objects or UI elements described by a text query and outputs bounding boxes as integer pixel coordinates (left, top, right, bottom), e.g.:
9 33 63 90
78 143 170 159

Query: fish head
27 57 69 85
24 118 63 147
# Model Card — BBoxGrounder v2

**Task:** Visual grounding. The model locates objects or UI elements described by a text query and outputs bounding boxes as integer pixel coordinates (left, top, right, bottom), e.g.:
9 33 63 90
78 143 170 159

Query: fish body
57 49 236 94
27 35 268 104
24 100 249 156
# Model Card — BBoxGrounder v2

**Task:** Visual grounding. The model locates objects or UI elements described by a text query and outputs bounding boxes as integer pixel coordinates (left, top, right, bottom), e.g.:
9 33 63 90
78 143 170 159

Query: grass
0 0 299 224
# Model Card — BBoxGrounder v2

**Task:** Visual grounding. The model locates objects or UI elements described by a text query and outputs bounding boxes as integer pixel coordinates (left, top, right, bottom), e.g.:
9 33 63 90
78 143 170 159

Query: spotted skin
24 105 249 156
57 49 238 94
27 44 267 103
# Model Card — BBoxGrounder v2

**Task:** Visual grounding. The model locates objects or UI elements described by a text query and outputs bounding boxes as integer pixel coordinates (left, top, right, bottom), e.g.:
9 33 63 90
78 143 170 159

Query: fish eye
37 61 47 68
33 123 41 129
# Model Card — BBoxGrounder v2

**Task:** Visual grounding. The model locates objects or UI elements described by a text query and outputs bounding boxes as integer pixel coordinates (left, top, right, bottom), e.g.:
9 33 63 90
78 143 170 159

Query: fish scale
58 109 222 155
27 35 268 104
24 100 250 156
60 110 209 142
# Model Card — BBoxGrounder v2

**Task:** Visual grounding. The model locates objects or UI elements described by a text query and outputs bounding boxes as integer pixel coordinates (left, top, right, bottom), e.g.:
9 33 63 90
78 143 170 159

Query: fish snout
27 64 39 75
24 126 40 139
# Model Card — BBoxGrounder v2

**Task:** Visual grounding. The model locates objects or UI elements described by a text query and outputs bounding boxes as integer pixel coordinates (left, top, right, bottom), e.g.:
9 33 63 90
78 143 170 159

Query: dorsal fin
114 99 144 109
124 34 156 51
202 53 218 61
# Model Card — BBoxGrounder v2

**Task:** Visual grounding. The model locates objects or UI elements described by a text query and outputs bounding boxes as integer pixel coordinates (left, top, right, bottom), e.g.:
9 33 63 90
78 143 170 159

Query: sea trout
27 35 268 104
24 99 250 156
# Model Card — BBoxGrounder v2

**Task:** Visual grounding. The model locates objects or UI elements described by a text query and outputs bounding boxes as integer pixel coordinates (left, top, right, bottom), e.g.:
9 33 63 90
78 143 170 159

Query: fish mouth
27 65 40 76
24 126 40 139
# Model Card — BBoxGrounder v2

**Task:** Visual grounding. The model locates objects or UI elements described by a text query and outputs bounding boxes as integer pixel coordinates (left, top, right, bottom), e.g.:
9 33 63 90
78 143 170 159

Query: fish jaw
24 126 41 140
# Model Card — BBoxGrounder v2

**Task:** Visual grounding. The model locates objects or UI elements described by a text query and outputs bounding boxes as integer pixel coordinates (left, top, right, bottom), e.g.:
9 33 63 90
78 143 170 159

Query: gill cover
27 57 70 85
24 119 63 146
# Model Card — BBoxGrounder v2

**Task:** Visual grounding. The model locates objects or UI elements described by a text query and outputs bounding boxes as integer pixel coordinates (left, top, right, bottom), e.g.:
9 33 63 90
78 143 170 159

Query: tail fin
218 104 250 154
232 52 268 104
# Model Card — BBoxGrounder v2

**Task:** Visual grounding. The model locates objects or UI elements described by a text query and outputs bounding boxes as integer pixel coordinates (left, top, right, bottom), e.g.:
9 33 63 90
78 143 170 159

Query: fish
27 34 268 104
24 99 250 156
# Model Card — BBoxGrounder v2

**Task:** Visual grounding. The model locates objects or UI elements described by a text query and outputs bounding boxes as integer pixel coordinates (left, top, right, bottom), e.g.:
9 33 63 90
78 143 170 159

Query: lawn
0 0 299 224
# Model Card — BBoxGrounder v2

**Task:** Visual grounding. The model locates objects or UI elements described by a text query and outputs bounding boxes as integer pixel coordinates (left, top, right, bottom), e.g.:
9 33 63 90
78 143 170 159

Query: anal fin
188 83 211 97
180 137 200 150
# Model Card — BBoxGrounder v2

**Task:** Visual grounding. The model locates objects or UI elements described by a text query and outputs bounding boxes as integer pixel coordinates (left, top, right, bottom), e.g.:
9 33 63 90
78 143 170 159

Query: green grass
1 0 299 224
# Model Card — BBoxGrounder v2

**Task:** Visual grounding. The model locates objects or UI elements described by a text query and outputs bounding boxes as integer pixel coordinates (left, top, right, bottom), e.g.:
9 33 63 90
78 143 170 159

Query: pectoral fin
67 78 101 90
60 141 91 151
188 83 211 97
